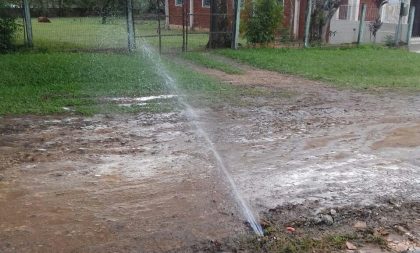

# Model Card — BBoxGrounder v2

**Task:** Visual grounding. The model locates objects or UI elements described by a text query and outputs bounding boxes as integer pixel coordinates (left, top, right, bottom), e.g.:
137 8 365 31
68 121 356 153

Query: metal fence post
182 0 185 52
23 0 33 47
157 0 162 54
304 0 313 48
357 4 366 45
232 0 241 49
394 2 404 47
126 0 136 51
407 6 415 46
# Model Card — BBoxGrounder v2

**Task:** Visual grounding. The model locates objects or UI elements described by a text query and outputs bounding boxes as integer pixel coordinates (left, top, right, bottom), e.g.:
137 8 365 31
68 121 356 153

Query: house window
175 0 183 6
202 0 210 8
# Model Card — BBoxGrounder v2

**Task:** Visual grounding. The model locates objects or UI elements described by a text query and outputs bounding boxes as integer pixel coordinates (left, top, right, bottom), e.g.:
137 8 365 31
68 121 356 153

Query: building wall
284 0 293 34
168 0 234 30
297 0 308 40
193 0 211 29
168 0 186 27
284 0 308 40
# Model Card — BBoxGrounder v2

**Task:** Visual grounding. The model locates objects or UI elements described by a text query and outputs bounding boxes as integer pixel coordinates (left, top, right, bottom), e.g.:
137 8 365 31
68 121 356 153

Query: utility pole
407 6 415 46
126 0 136 51
394 2 404 47
304 0 313 48
232 0 241 49
357 4 366 45
23 0 33 47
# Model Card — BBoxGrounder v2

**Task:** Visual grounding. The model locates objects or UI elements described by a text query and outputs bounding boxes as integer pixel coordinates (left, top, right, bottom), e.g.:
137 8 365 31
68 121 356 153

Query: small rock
330 209 337 216
51 172 63 177
0 175 4 181
286 226 295 233
374 227 389 236
77 148 87 154
409 246 420 253
395 225 410 235
393 242 410 252
320 214 334 225
346 241 357 250
353 221 367 230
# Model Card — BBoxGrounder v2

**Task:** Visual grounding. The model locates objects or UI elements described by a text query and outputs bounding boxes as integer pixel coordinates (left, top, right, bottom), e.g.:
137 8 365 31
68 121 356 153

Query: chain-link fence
2 1 418 52
29 7 127 50
1 5 129 51
134 2 235 54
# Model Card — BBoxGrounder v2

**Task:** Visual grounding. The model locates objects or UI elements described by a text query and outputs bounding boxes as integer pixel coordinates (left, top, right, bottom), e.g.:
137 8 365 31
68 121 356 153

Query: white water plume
138 42 264 236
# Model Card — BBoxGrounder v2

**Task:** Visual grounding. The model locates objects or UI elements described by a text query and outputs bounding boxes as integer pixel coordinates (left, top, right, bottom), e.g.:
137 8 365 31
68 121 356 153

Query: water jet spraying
139 42 264 236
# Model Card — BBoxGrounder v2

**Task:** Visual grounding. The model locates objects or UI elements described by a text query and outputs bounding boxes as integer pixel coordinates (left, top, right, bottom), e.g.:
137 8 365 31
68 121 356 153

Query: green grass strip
217 46 420 89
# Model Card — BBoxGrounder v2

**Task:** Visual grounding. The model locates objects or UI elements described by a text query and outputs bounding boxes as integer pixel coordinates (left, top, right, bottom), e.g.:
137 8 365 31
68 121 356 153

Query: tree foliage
242 0 283 44
0 1 20 52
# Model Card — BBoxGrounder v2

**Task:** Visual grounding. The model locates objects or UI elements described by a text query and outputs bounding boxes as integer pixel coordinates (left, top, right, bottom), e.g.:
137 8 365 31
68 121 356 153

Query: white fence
329 3 410 44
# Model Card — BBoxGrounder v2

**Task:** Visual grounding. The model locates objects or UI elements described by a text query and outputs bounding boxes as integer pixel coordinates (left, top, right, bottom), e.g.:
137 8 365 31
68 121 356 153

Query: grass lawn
0 50 265 116
14 18 209 52
182 52 244 74
218 46 420 89
0 52 166 115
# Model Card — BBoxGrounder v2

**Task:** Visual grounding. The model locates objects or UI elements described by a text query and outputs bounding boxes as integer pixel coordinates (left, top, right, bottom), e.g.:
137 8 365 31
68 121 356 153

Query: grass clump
182 52 244 74
217 46 420 89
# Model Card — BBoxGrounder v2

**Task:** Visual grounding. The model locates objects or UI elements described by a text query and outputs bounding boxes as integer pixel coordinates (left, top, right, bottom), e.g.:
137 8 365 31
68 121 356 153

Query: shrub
384 35 395 47
0 2 19 52
241 0 283 44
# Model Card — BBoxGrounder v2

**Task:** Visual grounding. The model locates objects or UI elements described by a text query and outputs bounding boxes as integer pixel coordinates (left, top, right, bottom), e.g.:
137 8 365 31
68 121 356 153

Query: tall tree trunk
321 9 337 42
207 0 232 48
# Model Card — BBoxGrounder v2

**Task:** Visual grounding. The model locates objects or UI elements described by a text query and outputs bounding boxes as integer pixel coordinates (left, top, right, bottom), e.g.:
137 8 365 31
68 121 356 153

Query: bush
384 35 395 47
0 2 19 52
241 0 283 44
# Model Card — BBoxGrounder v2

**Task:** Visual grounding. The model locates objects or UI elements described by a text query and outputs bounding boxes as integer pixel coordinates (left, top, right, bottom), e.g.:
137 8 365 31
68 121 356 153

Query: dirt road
1 62 419 252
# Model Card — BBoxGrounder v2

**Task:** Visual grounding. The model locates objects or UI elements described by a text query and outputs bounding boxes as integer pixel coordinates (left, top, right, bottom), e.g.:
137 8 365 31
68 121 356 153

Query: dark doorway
411 0 420 37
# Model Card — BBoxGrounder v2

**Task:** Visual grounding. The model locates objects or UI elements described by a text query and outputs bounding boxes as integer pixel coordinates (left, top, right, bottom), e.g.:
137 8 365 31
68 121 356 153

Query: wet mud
1 63 420 252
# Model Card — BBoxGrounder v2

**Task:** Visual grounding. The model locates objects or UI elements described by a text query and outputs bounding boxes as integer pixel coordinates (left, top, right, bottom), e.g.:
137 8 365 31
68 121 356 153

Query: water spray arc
139 43 264 236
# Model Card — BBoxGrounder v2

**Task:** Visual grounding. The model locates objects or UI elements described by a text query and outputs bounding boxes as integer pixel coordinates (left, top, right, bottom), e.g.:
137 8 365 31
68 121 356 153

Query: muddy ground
1 60 419 252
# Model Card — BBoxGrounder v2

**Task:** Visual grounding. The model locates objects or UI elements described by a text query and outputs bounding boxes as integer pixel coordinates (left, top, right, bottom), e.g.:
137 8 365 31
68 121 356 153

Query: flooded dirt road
1 64 419 252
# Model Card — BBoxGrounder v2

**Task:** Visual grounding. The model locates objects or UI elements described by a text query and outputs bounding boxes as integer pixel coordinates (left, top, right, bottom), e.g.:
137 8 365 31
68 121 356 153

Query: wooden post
357 4 366 45
126 0 136 51
394 2 404 47
23 0 33 47
407 6 415 46
232 0 241 49
304 0 312 48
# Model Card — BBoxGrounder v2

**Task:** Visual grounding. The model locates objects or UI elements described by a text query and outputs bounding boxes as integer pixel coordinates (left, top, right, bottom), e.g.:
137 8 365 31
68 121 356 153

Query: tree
311 0 341 43
207 0 231 48
0 1 20 52
241 0 283 44
369 0 388 42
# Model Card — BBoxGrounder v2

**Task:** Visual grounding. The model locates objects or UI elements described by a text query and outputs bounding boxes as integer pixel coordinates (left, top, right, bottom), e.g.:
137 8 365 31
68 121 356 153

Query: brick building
165 0 234 30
